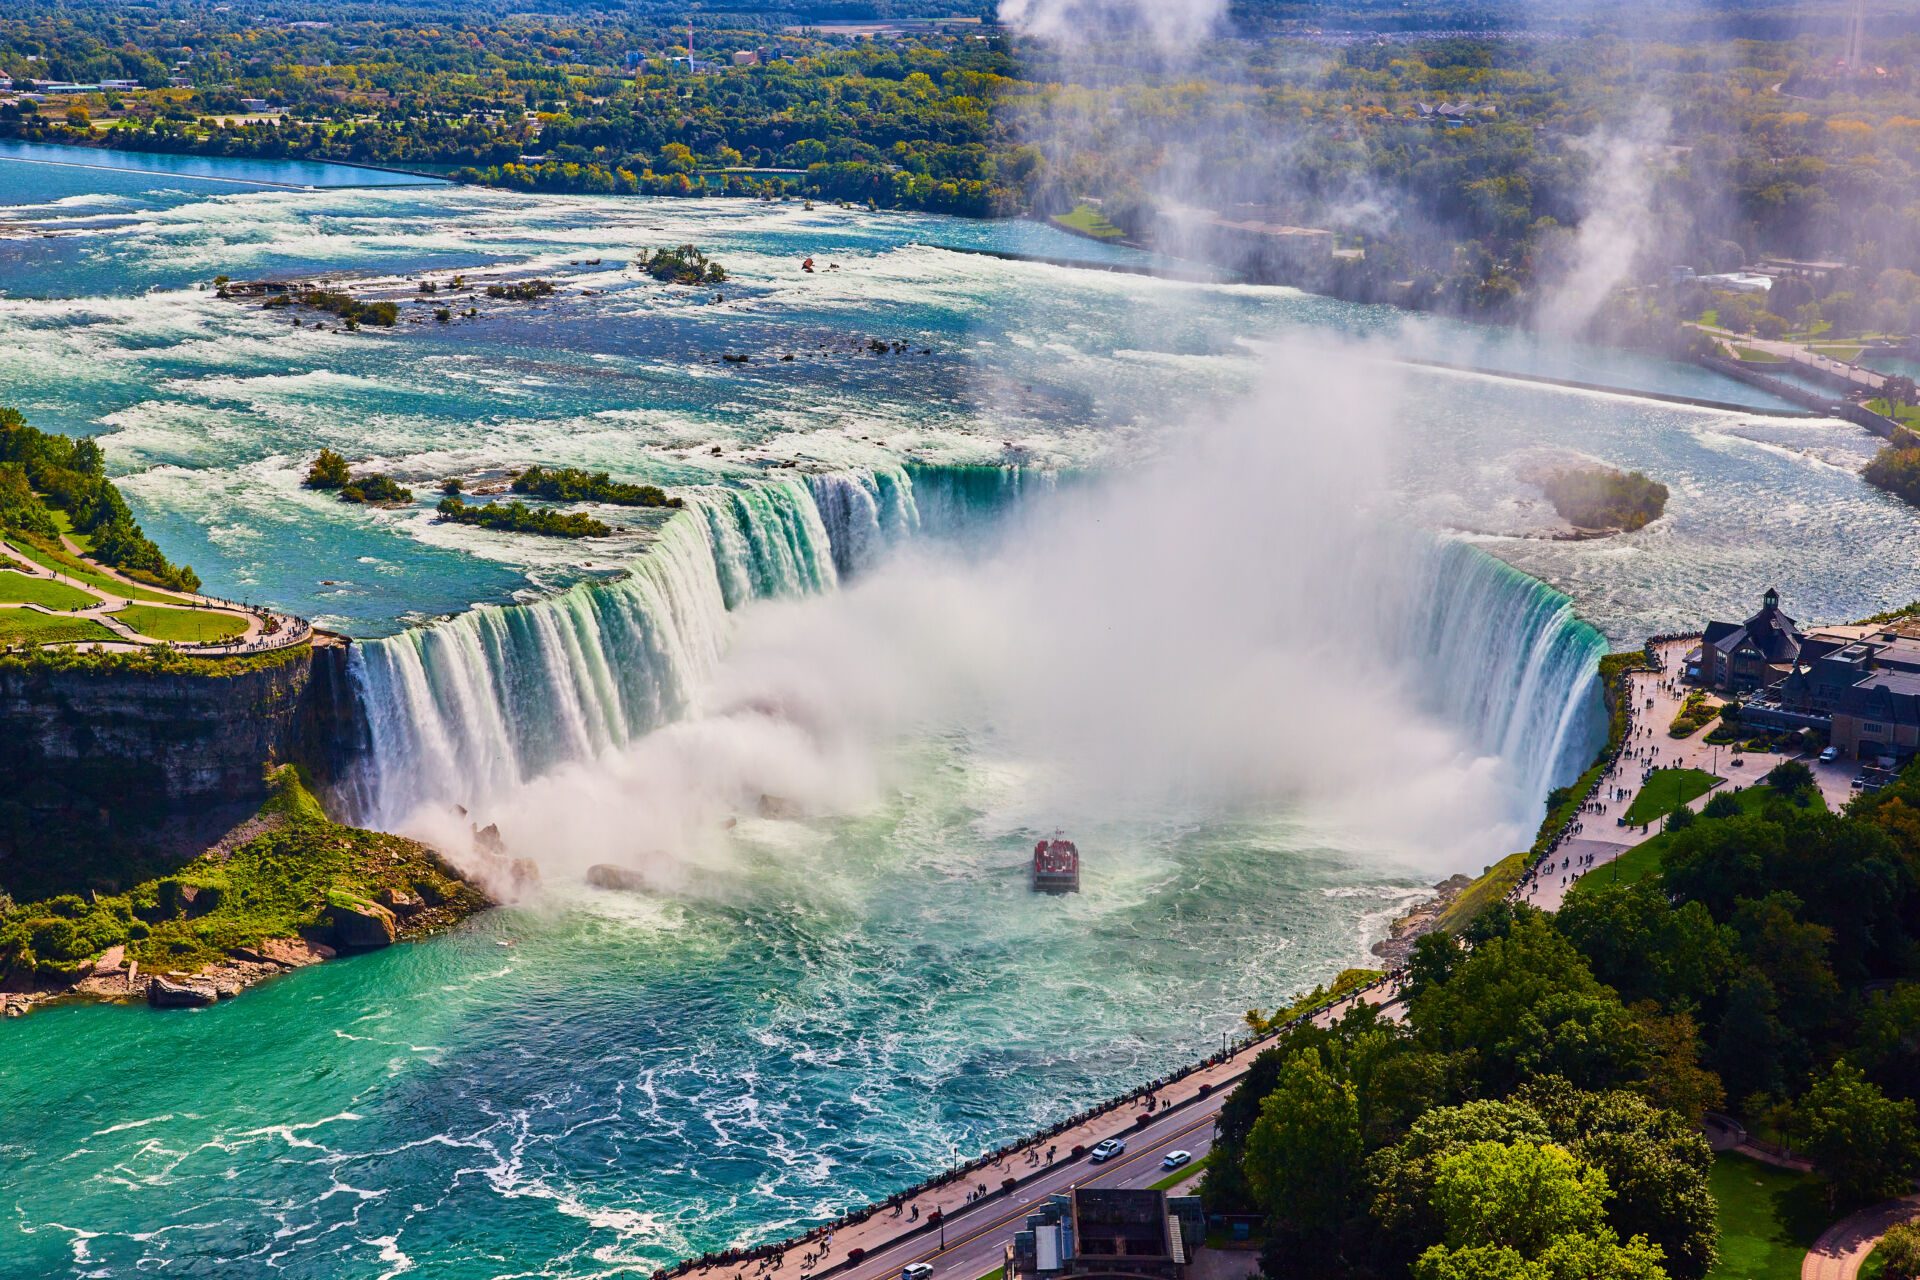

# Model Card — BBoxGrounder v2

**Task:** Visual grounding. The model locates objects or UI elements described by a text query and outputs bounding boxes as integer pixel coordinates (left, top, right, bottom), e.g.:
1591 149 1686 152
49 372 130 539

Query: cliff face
0 642 370 898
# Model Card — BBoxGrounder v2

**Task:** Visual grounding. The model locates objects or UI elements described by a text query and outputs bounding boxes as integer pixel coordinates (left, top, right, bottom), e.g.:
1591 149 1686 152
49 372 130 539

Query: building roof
1073 1189 1173 1260
1706 589 1801 664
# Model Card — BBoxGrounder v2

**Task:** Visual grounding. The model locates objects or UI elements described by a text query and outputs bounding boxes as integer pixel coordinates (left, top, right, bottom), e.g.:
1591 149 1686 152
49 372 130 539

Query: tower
1845 0 1867 73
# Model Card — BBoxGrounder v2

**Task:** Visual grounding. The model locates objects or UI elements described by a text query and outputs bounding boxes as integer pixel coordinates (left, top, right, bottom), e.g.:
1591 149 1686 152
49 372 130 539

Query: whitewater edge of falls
342 465 1606 832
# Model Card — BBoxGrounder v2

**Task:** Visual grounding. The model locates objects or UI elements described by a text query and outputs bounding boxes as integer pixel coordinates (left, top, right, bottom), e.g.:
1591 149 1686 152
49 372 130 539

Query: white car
1089 1138 1126 1163
1161 1150 1192 1170
1820 746 1840 763
902 1265 933 1280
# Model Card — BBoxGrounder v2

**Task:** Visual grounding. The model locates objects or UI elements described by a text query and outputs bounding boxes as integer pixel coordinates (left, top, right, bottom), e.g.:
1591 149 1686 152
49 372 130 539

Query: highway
796 1102 1221 1280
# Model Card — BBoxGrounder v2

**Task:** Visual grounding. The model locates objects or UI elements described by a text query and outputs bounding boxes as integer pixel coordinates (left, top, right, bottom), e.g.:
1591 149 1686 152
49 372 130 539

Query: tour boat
1030 834 1081 894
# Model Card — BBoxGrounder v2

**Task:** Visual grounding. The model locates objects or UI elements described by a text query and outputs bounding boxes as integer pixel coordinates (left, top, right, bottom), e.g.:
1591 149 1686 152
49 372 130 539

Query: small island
1864 443 1920 507
511 465 682 508
483 279 556 302
1531 462 1669 535
436 495 612 538
638 245 727 285
303 449 414 505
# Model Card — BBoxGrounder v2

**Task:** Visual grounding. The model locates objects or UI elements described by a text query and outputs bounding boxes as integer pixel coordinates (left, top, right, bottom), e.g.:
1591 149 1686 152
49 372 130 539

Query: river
1 141 1915 1278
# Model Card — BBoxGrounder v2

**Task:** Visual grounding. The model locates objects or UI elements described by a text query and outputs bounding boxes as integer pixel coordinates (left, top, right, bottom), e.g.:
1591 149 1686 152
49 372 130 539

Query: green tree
1243 1047 1365 1239
1794 1061 1920 1207
1411 914 1649 1095
1414 1140 1670 1280
304 448 351 490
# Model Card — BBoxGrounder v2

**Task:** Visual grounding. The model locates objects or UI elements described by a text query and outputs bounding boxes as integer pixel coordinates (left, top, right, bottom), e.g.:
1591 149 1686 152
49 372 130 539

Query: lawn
1623 768 1722 825
0 569 98 611
2 536 184 604
0 609 121 647
1867 398 1920 427
47 507 93 553
1571 784 1827 896
1731 344 1787 364
111 603 249 644
1704 1152 1829 1280
1051 202 1126 241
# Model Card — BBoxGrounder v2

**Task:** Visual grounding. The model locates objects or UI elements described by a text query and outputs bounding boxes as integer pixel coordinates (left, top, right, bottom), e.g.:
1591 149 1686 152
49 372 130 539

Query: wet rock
147 976 218 1008
328 896 397 951
258 937 334 967
587 864 654 893
379 887 426 918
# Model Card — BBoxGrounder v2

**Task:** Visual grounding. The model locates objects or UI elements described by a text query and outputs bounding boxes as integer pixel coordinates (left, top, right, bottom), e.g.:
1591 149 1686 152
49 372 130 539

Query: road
811 1106 1220 1280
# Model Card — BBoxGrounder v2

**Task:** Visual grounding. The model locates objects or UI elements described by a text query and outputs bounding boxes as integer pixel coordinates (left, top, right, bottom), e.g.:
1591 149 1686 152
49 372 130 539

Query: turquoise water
0 144 1916 1278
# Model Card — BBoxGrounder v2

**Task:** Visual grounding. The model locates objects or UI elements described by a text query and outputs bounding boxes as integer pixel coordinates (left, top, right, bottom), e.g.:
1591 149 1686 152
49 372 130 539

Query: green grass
1149 1152 1211 1192
1572 784 1828 896
2 535 185 604
1731 344 1787 364
1867 398 1920 427
1862 1242 1888 1279
1438 852 1529 933
0 569 98 611
1623 768 1721 825
1051 202 1126 240
976 1268 1006 1280
0 609 120 647
1808 342 1865 361
110 603 248 644
47 507 93 553
1703 1152 1829 1280
0 767 488 978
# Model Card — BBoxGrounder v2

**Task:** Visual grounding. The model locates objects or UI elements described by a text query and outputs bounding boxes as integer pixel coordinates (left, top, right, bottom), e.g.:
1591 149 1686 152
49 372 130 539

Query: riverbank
0 767 495 1016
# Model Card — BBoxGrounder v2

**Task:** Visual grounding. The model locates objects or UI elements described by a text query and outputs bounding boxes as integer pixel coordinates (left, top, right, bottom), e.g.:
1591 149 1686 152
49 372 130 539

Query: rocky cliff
0 639 369 898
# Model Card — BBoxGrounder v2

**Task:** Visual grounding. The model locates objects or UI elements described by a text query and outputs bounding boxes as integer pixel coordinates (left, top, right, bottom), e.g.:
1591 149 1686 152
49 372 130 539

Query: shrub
1878 1222 1920 1279
304 449 352 490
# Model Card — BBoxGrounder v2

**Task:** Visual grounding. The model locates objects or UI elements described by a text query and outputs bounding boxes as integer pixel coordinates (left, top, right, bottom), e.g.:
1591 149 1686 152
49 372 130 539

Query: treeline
1211 759 1920 1278
435 495 610 538
0 408 200 593
510 465 681 507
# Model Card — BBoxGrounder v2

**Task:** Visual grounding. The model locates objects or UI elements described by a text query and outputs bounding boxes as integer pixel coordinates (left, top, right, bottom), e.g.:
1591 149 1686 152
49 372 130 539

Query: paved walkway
1524 637 1809 910
0 535 309 655
1803 1194 1920 1280
1692 323 1893 396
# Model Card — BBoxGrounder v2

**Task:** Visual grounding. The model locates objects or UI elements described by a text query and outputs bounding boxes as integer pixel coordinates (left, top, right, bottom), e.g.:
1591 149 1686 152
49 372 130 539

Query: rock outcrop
147 976 218 1008
328 896 397 950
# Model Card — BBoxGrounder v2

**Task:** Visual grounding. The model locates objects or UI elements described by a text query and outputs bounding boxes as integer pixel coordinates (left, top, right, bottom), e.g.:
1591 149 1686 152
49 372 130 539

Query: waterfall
1396 540 1609 803
808 466 920 579
343 512 735 827
346 467 1608 834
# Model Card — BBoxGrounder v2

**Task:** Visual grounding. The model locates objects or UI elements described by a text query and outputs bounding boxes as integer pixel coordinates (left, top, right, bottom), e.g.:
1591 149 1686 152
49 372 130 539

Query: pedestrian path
0 534 308 655
1803 1193 1920 1280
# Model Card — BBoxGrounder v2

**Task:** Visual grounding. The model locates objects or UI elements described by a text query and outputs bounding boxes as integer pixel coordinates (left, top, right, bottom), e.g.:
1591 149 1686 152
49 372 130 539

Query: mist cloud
998 0 1227 53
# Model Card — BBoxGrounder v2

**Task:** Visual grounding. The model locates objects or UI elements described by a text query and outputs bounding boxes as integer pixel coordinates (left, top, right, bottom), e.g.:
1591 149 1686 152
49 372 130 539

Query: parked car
1819 746 1840 763
902 1264 933 1280
1089 1138 1126 1163
1161 1150 1192 1170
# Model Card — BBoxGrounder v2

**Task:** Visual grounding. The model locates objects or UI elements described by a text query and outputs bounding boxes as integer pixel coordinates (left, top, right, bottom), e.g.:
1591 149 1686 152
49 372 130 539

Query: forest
4 0 1919 332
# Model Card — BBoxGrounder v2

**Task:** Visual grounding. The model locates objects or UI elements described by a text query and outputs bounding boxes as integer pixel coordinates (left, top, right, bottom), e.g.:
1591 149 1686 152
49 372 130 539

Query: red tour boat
1030 834 1081 894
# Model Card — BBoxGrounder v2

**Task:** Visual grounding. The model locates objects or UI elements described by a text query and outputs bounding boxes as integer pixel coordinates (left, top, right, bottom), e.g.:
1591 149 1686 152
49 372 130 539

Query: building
732 50 760 67
1006 1189 1199 1280
1696 588 1803 692
1693 589 1920 761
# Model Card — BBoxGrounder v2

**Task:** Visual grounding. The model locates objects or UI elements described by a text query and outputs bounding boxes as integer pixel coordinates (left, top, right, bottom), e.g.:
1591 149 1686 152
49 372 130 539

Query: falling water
347 470 1607 830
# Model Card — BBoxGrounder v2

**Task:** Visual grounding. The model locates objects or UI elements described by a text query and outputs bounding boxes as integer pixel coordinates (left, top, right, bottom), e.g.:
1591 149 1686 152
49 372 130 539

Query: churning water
0 143 1915 1278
